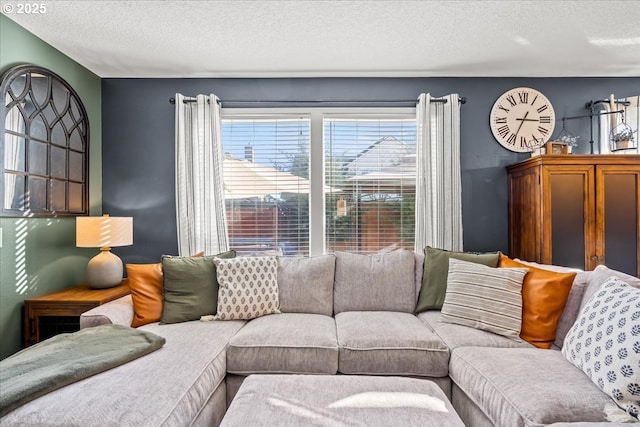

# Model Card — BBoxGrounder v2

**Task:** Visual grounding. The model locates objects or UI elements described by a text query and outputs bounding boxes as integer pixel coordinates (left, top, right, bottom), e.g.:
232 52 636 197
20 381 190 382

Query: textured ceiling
3 0 640 78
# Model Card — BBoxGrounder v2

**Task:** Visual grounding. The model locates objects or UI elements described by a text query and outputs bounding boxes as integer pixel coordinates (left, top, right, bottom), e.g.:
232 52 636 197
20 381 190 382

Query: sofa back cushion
581 265 640 312
333 250 415 314
557 265 639 349
278 255 335 316
415 251 425 305
552 271 590 349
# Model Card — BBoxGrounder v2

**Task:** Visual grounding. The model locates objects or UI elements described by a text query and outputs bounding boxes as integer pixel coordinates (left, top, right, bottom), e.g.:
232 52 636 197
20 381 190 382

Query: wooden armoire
507 155 640 277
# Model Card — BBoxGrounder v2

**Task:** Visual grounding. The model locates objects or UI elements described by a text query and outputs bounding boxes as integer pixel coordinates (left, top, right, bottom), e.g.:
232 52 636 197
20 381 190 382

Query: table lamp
76 214 133 289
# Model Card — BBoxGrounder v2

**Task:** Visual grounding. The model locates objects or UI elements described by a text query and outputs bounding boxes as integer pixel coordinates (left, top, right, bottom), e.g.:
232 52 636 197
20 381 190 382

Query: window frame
0 64 90 217
221 107 416 255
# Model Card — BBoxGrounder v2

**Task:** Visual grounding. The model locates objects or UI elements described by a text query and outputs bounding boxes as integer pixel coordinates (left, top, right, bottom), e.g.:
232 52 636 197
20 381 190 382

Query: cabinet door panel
508 170 541 262
596 166 640 277
547 172 591 269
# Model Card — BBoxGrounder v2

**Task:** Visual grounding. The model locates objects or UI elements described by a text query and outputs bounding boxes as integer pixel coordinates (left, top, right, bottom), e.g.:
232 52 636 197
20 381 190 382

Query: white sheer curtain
414 93 463 252
174 93 229 256
599 95 639 154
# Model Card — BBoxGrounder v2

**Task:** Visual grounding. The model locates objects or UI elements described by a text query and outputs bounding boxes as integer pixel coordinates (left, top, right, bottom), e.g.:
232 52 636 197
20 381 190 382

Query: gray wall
102 77 640 264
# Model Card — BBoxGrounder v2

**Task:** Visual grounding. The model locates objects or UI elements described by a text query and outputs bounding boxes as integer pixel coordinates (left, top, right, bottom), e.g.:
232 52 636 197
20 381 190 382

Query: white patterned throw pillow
562 276 640 419
213 256 280 320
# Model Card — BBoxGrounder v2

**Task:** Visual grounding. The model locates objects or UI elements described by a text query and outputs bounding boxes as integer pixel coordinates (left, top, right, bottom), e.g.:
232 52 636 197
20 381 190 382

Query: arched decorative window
0 64 89 217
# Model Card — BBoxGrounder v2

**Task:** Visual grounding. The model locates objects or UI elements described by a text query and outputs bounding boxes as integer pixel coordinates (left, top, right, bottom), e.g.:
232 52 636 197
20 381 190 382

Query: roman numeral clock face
490 87 556 152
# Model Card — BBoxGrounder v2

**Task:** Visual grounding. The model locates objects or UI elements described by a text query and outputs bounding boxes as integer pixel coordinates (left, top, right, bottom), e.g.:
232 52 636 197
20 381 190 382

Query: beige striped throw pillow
441 258 528 340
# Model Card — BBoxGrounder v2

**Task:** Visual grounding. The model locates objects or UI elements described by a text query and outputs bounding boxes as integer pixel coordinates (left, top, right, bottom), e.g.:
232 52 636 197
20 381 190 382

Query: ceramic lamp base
86 249 124 289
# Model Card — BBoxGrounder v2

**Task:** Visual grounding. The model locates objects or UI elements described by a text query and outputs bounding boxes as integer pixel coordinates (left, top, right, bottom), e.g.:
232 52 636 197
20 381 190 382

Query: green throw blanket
0 324 165 417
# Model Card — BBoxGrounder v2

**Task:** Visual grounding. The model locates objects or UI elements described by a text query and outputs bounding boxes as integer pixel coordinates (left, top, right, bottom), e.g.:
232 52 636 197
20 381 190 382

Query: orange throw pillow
126 263 163 327
499 255 576 349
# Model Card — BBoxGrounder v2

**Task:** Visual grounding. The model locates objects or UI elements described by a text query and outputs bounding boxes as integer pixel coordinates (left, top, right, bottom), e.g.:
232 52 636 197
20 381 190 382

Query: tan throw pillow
214 256 280 320
499 255 576 349
126 263 163 327
441 258 528 341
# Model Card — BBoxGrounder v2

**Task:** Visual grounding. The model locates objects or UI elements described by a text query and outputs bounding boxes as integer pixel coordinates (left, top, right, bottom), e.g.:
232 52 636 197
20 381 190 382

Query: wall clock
490 87 555 153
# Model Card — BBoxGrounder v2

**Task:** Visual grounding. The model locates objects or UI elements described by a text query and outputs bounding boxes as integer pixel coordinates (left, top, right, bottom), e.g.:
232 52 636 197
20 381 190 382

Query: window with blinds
324 116 417 253
221 116 310 256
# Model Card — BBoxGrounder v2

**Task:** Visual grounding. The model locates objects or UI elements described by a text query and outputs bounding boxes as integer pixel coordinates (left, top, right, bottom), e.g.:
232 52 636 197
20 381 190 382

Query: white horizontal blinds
324 117 417 254
221 116 311 256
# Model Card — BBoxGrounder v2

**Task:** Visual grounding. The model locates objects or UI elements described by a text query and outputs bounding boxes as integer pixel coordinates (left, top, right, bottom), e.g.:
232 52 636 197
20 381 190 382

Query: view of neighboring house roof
344 136 413 175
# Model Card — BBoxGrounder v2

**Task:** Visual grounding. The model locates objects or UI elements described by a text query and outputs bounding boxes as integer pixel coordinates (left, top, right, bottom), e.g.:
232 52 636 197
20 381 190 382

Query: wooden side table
23 280 130 347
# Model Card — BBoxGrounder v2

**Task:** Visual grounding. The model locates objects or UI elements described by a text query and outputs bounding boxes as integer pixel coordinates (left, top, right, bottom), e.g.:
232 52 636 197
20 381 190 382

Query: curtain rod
563 110 624 121
585 99 631 108
168 97 466 106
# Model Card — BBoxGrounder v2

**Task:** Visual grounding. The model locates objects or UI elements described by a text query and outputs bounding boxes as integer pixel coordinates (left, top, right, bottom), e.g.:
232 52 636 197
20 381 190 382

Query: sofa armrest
80 295 134 329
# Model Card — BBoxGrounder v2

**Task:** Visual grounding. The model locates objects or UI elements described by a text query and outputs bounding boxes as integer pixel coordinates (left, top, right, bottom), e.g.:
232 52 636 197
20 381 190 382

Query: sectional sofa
1 249 638 426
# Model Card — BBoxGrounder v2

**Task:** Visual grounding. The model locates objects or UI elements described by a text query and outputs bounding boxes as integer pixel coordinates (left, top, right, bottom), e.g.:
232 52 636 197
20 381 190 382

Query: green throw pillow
160 250 235 324
415 246 500 313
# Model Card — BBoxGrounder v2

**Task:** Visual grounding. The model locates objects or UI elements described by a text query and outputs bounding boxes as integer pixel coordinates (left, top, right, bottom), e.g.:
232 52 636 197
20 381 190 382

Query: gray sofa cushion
335 311 449 377
277 254 335 316
553 271 590 349
581 265 640 312
449 347 613 426
418 311 534 350
80 294 135 328
227 313 338 374
333 250 415 314
415 250 425 304
1 320 245 426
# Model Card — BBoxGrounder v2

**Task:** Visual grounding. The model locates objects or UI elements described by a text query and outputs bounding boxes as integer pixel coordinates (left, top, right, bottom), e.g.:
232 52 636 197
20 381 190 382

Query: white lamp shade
76 216 133 248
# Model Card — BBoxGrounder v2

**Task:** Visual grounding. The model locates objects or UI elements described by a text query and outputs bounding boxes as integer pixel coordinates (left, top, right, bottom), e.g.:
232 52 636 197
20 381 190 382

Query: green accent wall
0 15 102 359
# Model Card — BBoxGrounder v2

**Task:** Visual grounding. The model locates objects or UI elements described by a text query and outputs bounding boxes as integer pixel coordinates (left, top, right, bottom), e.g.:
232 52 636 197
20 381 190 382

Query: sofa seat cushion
449 347 614 426
418 311 534 350
335 311 449 377
1 320 245 426
227 313 338 374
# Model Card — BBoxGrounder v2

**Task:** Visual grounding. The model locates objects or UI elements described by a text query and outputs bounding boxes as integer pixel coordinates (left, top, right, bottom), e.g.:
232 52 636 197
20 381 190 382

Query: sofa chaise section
449 347 614 427
1 320 245 427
